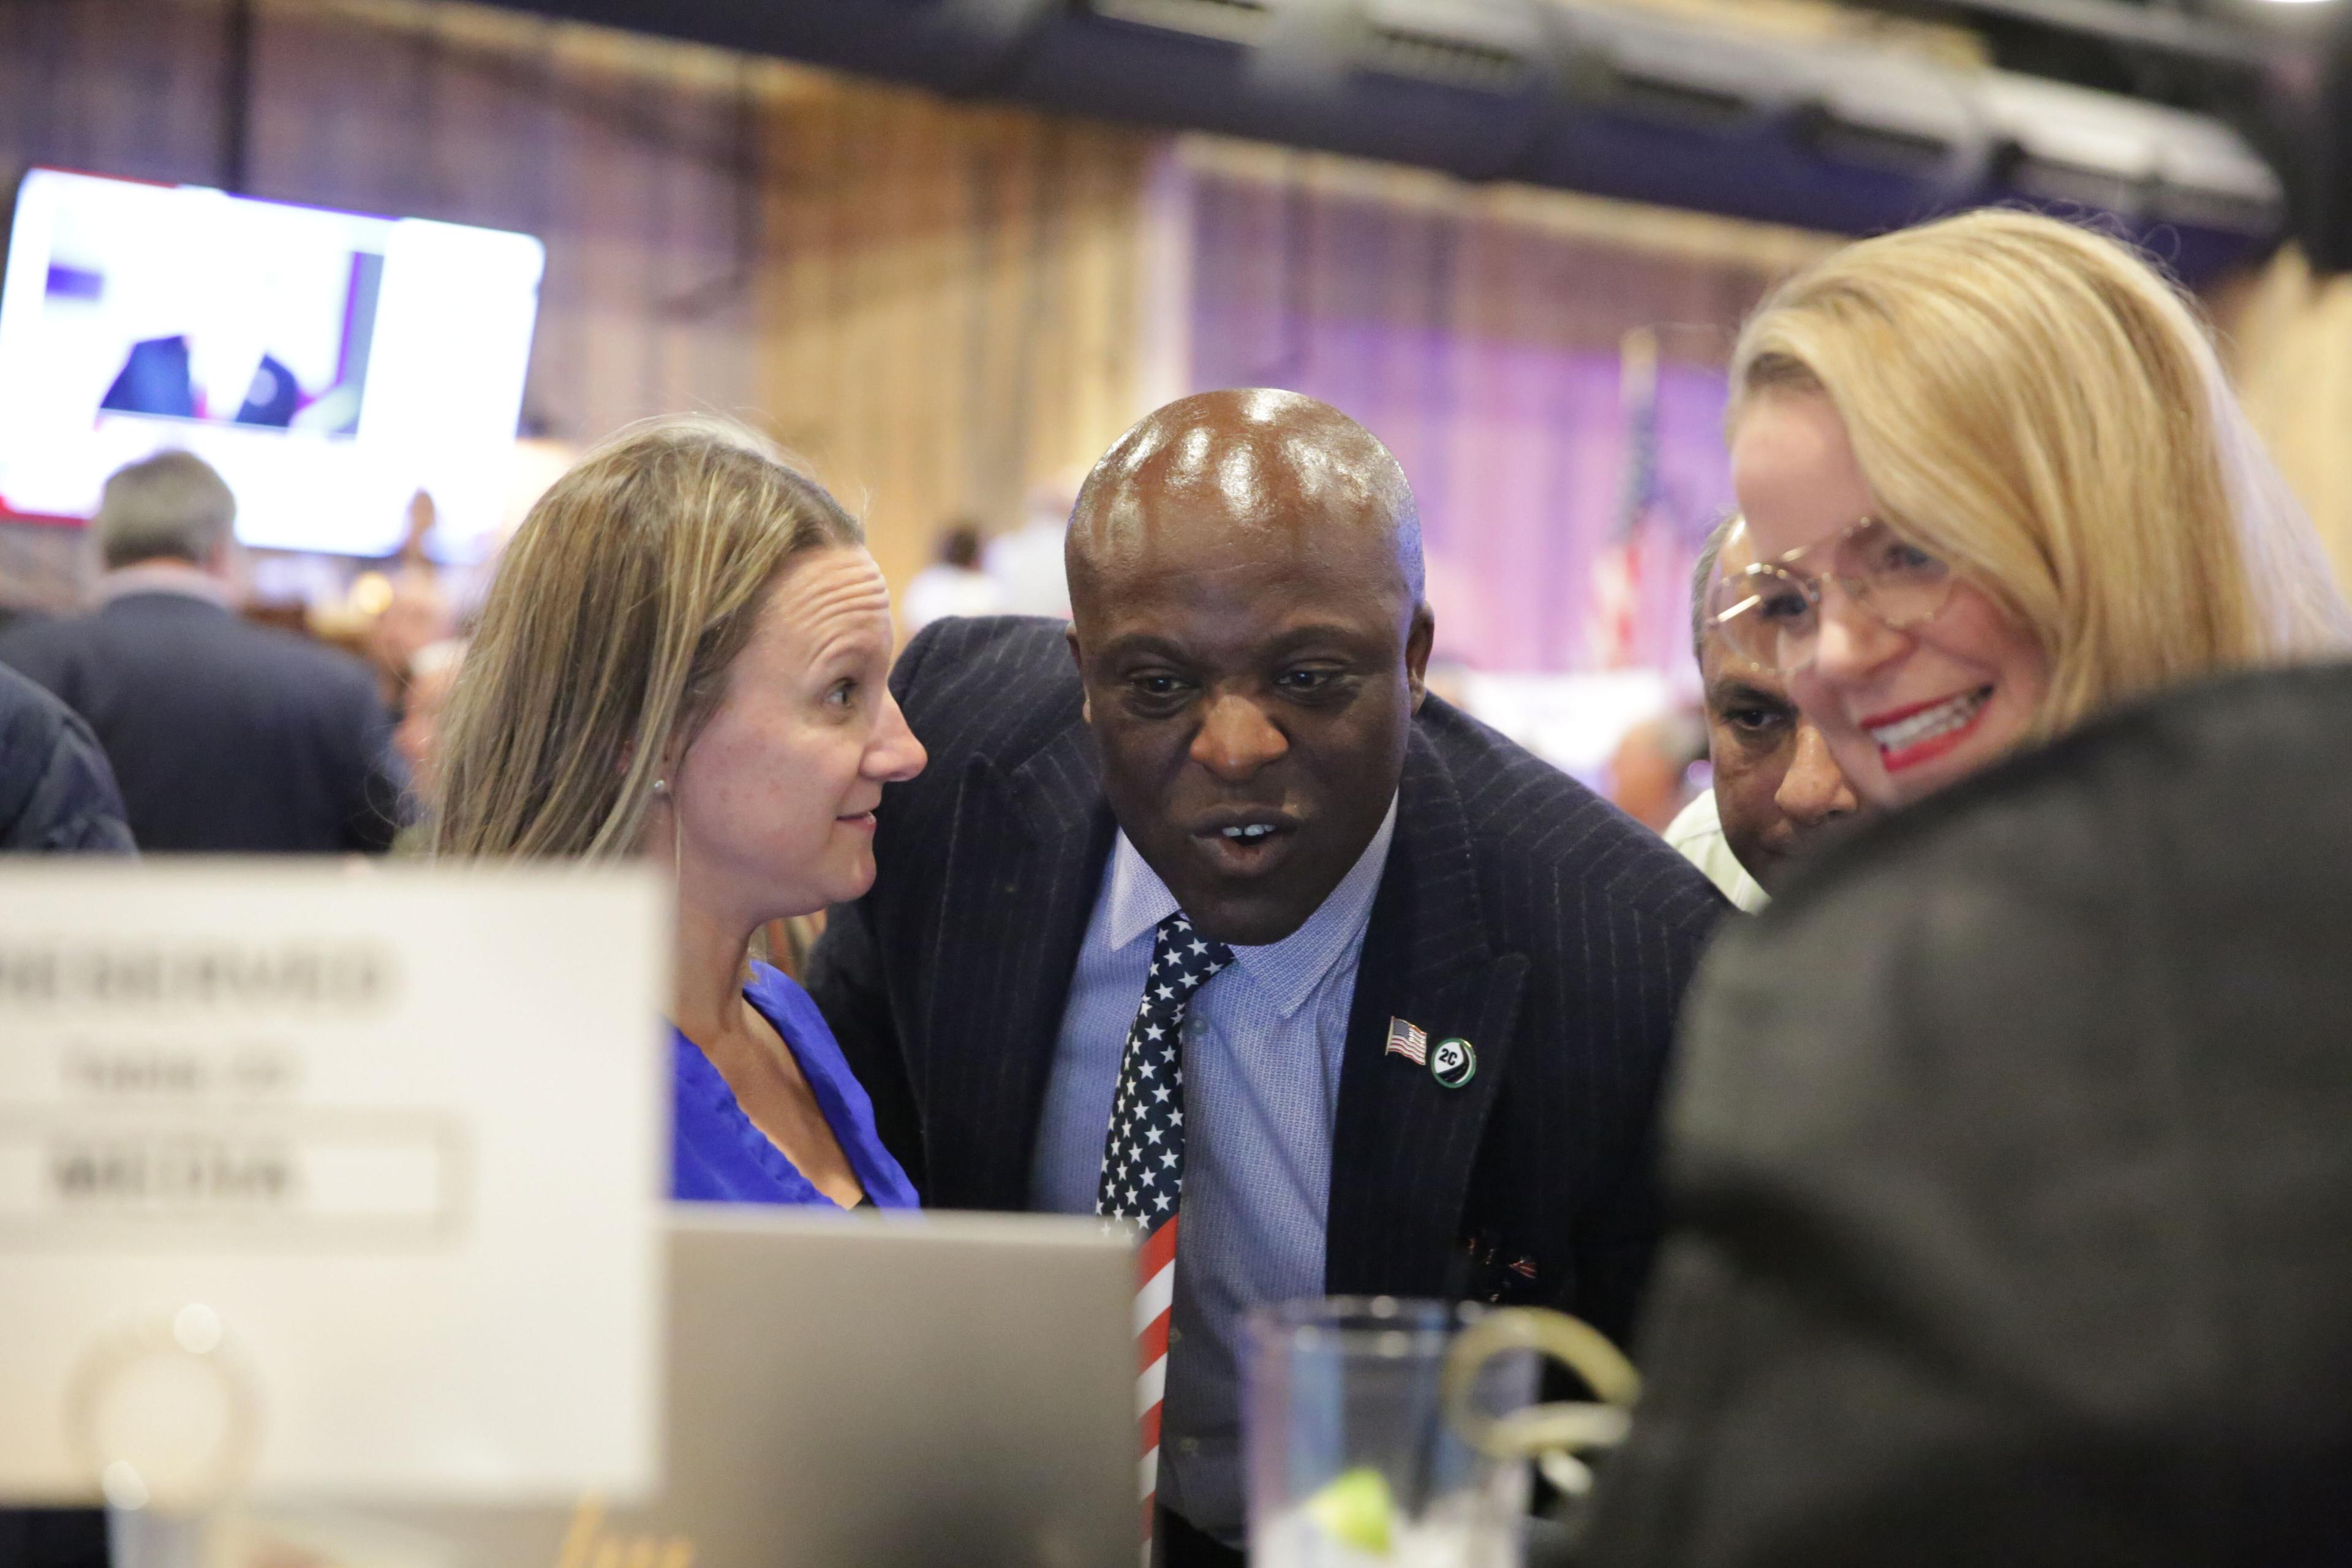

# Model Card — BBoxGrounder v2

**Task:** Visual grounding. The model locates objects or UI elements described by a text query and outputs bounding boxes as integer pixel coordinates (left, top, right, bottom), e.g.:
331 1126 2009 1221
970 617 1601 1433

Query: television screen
0 168 545 558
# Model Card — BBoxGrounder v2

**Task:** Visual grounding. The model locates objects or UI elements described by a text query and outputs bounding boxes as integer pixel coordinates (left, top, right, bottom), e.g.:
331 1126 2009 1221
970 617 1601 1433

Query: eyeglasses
1705 514 1958 673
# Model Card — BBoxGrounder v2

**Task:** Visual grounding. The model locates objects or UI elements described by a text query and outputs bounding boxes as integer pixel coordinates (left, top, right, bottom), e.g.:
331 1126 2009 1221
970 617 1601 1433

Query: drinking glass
1243 1297 1536 1568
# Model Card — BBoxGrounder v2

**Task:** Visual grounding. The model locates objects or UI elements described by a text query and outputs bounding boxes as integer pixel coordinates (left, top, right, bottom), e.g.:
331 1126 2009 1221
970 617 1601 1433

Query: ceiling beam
1839 0 2290 70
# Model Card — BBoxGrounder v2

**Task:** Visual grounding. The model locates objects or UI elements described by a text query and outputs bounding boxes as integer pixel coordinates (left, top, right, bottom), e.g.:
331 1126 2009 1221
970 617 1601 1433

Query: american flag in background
1589 326 1667 671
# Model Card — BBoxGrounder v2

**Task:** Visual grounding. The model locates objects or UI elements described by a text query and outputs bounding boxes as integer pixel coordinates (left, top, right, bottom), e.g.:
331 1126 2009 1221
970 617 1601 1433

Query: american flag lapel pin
1384 1016 1428 1066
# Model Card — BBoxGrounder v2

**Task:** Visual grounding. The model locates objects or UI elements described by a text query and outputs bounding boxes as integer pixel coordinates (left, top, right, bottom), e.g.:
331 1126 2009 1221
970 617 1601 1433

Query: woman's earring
652 778 669 796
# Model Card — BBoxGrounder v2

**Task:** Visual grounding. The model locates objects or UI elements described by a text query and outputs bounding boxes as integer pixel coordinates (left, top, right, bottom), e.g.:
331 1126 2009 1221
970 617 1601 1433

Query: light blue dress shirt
1030 797 1400 1545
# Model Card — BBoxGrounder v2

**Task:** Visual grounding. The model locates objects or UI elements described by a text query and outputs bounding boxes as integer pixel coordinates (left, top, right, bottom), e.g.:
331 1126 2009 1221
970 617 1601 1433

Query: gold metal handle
1440 1306 1640 1494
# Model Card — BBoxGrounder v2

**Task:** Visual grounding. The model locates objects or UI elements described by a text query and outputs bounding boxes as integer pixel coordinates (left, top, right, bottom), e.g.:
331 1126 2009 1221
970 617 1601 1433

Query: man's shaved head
1063 388 1436 946
1068 388 1424 615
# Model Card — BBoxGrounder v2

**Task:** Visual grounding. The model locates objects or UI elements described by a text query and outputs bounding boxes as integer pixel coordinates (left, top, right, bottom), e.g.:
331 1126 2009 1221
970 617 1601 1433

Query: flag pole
1588 327 1662 670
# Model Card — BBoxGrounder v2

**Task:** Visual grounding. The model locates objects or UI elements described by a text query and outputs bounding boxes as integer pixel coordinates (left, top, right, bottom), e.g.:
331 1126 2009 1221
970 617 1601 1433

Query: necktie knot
1154 911 1235 987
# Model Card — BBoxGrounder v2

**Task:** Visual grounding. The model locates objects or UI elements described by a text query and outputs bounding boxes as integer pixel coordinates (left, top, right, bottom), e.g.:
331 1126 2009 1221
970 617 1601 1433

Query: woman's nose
869 691 927 783
1809 580 1906 685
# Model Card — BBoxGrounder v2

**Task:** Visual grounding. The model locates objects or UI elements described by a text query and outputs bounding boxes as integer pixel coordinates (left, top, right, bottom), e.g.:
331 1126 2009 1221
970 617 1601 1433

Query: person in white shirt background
981 480 1077 622
902 519 1005 635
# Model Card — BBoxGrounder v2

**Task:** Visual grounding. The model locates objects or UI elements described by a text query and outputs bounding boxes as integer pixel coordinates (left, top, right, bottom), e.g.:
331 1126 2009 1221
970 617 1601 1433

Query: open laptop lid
288 1207 1134 1568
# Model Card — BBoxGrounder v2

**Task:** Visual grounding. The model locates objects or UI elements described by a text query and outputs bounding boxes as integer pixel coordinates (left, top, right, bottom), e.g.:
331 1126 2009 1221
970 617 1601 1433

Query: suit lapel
919 718 1115 1210
1325 728 1529 1296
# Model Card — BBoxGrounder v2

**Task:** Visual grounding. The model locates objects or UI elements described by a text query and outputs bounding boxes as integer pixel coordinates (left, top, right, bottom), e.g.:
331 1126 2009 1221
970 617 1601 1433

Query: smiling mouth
1865 687 1993 773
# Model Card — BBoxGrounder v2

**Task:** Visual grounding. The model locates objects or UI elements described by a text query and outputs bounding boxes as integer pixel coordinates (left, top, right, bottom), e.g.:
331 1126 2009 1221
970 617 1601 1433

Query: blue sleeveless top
669 961 919 1210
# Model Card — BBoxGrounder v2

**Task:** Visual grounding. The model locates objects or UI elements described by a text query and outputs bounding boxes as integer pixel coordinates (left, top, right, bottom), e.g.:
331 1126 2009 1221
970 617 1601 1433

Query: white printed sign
0 862 666 1506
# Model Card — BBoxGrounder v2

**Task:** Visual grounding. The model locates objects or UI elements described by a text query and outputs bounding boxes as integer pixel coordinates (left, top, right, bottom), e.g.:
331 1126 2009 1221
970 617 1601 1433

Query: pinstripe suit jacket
805 616 1726 1341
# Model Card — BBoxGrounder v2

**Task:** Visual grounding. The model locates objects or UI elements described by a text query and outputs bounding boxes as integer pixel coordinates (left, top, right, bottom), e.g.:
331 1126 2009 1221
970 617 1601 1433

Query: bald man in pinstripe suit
807 389 1725 1564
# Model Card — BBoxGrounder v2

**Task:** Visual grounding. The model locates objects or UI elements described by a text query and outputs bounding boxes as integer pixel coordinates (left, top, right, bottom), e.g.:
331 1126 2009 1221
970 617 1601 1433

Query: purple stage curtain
1182 154 1787 676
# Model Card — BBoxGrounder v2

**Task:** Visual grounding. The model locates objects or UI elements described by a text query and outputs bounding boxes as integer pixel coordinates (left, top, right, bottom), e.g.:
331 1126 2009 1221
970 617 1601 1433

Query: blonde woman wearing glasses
1710 208 2351 810
434 417 926 1210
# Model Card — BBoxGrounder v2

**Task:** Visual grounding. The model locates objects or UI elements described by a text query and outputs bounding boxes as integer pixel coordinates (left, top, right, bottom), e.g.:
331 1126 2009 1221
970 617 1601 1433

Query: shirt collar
1102 793 1400 1020
96 562 235 609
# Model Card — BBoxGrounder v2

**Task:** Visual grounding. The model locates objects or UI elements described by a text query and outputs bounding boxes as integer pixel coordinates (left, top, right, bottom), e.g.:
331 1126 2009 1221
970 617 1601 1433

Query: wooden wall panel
753 82 1155 600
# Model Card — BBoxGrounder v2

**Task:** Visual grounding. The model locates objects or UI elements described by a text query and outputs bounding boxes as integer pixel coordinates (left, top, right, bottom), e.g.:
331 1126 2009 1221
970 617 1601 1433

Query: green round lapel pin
1429 1037 1476 1090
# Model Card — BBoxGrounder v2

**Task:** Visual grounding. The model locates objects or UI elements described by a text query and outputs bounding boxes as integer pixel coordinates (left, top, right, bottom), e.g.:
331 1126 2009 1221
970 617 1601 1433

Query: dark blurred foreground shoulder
0 662 134 853
1580 659 2352 1568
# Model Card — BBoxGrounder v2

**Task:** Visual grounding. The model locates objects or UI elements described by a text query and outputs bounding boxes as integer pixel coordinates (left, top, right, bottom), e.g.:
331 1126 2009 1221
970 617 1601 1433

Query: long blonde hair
432 415 860 859
1730 208 2351 735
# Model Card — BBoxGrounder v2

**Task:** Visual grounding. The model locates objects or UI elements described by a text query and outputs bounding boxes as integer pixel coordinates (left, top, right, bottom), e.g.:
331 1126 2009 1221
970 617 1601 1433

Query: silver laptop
337 1206 1134 1568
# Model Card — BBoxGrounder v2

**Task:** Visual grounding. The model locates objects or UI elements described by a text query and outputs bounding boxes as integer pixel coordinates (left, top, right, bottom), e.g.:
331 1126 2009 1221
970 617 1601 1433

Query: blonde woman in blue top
432 417 925 1209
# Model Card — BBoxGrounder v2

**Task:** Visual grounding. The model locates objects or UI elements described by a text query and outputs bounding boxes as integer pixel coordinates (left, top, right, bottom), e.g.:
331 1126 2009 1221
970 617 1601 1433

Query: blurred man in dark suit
0 451 399 853
0 662 134 852
807 389 1724 1564
0 655 132 1568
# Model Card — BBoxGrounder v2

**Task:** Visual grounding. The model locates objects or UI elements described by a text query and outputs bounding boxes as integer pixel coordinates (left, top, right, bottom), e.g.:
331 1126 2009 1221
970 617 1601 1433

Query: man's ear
1065 621 1091 726
1405 603 1436 714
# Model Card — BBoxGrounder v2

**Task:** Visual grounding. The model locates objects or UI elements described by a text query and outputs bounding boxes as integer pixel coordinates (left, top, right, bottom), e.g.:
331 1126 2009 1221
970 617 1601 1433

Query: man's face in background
1702 527 1858 891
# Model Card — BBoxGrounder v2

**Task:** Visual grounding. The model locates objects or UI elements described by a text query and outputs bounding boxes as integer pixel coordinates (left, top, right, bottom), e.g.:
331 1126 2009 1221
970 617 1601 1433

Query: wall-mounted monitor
0 168 545 559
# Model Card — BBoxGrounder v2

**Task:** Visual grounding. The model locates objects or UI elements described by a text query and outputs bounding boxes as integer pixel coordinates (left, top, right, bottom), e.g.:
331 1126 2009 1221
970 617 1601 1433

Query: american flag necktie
1097 910 1234 1542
